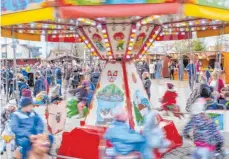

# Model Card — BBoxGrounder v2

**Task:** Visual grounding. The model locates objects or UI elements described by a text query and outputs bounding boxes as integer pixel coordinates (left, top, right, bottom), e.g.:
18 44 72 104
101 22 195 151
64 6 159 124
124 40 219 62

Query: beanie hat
82 80 89 87
167 83 175 91
113 107 128 122
190 98 206 115
200 87 211 98
19 97 33 108
6 100 17 108
22 89 32 98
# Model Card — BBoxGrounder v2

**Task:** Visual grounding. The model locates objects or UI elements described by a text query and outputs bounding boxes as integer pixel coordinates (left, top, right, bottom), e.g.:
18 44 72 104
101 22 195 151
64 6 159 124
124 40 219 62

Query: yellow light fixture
146 43 150 46
152 35 156 38
105 43 110 47
131 34 135 38
127 51 131 54
88 44 92 48
108 51 112 55
129 42 133 46
82 36 86 40
103 34 107 38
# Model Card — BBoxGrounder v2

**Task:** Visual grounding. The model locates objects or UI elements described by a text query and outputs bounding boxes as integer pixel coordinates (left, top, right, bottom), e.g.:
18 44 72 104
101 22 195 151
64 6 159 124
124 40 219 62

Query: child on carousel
160 83 183 118
183 98 224 159
0 100 17 155
10 97 53 159
104 107 170 159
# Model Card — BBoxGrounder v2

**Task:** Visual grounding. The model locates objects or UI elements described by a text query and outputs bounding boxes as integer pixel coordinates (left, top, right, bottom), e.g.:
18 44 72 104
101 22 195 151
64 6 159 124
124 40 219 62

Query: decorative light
176 23 180 27
82 36 86 40
97 57 100 59
59 35 63 38
85 40 89 44
30 30 34 33
41 30 46 34
154 15 160 19
164 25 168 29
131 34 135 38
58 18 62 22
70 20 74 23
92 22 96 26
139 55 142 58
144 47 147 51
149 39 153 43
155 30 159 34
88 44 92 48
30 23 35 28
191 28 195 31
130 38 135 42
58 25 61 29
108 52 112 55
176 32 179 35
136 22 141 27
129 42 133 47
181 32 185 35
128 47 132 50
105 43 110 47
106 48 111 51
132 29 136 33
104 39 108 42
103 34 108 38
18 30 23 33
102 29 106 33
70 27 74 31
66 34 69 37
188 21 194 25
109 56 113 59
52 35 56 38
213 26 217 30
91 48 95 52
18 24 23 28
146 43 150 47
202 27 206 30
53 30 57 34
127 51 131 54
201 20 206 24
126 55 130 59
97 24 102 28
43 24 48 28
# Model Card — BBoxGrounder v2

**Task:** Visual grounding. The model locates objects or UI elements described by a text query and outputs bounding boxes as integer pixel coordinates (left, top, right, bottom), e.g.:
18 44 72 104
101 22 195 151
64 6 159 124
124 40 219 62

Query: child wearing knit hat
160 83 183 118
10 97 44 159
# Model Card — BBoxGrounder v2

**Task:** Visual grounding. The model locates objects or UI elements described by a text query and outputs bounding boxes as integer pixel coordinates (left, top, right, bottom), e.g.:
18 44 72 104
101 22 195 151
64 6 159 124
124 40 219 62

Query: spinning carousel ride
1 0 229 158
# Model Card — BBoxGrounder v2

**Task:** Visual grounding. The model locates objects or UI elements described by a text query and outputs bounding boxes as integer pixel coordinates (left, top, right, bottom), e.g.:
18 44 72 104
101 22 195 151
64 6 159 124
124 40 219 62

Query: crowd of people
0 58 228 159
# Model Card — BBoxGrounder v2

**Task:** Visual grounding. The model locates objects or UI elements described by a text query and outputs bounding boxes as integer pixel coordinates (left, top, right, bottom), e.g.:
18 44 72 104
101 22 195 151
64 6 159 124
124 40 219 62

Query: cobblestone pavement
1 79 229 159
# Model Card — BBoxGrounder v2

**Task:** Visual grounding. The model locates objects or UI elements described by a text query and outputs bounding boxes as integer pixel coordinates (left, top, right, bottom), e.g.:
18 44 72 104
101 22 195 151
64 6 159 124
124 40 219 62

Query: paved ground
1 79 229 159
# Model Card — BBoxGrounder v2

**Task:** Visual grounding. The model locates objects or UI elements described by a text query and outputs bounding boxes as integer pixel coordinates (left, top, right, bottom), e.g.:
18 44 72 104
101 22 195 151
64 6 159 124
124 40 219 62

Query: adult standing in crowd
149 61 156 79
195 59 200 83
169 61 175 80
91 67 100 87
64 62 73 93
186 60 196 89
142 72 151 99
155 60 162 79
34 71 46 96
55 64 62 96
210 71 225 94
178 58 184 81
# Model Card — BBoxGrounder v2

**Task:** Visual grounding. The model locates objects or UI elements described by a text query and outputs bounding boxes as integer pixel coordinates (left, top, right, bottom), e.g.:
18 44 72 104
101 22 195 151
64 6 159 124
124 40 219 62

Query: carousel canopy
1 0 229 60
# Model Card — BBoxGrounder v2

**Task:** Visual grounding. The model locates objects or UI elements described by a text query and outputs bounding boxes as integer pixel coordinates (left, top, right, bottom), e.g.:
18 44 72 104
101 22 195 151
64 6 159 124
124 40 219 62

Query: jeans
188 76 194 89
178 70 183 80
170 70 174 80
16 137 31 159
56 79 62 96
47 77 52 86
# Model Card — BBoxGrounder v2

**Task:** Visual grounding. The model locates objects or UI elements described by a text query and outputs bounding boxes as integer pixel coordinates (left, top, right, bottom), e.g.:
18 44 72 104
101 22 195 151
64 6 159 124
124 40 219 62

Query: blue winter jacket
34 77 45 96
186 63 196 77
10 110 44 139
104 121 145 155
91 72 100 86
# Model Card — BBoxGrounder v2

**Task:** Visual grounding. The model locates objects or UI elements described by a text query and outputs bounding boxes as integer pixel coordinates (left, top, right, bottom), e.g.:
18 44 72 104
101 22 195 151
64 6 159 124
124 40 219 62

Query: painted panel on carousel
1 0 52 14
46 101 67 134
107 24 131 58
82 26 108 57
125 61 152 127
85 62 126 126
132 25 154 55
207 112 224 130
197 0 229 10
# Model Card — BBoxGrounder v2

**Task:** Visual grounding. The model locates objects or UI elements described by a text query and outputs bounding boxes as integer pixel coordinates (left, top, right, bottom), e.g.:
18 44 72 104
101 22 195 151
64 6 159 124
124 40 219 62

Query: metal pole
12 28 18 103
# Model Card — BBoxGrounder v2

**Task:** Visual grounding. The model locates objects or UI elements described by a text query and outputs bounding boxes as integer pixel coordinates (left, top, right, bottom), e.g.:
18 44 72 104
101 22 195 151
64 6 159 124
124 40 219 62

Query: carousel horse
14 134 53 159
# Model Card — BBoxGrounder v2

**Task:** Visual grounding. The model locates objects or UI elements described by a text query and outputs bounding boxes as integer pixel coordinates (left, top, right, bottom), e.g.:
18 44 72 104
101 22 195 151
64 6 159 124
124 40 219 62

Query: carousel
1 0 229 158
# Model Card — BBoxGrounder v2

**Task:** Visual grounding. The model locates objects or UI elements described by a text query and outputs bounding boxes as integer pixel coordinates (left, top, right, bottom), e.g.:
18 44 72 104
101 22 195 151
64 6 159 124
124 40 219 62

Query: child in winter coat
50 84 62 104
104 107 146 158
160 83 183 118
1 100 16 134
183 98 224 159
10 97 44 159
200 86 217 110
143 111 171 159
0 101 17 154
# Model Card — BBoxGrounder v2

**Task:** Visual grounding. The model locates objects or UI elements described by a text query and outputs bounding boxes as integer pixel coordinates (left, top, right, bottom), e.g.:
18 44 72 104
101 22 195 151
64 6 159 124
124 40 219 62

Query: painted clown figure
113 32 125 51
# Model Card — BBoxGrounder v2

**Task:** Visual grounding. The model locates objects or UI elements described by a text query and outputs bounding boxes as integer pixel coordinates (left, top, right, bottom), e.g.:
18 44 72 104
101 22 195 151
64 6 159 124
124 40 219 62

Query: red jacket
162 91 177 106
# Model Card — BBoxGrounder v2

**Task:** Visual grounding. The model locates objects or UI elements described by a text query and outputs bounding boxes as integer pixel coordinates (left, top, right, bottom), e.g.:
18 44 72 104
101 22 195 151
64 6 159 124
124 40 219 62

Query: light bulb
132 29 136 33
102 29 106 33
104 39 108 43
97 24 102 28
85 40 89 44
126 55 130 59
